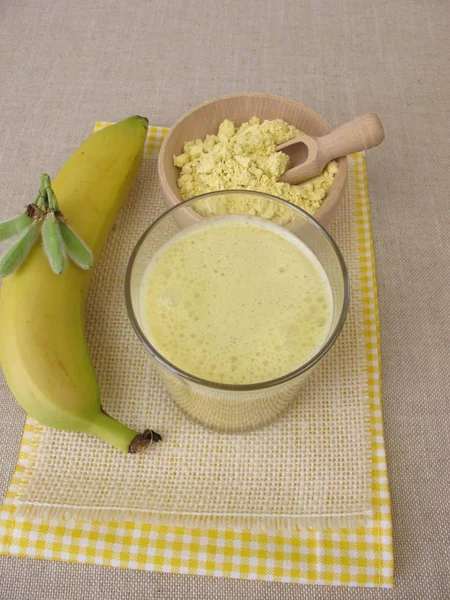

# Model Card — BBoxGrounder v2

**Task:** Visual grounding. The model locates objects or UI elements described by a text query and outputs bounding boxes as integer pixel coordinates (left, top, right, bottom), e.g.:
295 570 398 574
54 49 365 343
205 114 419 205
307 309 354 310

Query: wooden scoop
277 113 384 185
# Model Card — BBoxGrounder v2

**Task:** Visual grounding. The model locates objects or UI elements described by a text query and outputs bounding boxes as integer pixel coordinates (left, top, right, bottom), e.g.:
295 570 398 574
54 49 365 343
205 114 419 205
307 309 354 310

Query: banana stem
40 173 60 212
89 411 161 453
47 186 60 212
40 174 51 194
31 191 46 212
34 175 50 211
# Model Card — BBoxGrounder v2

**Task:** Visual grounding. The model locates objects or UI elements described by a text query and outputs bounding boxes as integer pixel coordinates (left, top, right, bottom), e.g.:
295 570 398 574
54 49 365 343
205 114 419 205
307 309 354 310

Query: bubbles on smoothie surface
140 215 333 384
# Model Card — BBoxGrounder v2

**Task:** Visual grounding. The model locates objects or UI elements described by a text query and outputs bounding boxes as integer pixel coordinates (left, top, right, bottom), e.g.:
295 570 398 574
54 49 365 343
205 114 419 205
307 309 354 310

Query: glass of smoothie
125 191 349 432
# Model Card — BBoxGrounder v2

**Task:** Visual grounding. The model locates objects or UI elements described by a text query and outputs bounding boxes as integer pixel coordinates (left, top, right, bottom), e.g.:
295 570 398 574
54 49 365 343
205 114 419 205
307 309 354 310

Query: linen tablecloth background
0 0 449 598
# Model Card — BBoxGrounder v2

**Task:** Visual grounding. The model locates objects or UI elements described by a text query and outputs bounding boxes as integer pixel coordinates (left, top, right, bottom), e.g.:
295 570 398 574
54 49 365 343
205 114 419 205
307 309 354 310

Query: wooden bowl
158 94 348 227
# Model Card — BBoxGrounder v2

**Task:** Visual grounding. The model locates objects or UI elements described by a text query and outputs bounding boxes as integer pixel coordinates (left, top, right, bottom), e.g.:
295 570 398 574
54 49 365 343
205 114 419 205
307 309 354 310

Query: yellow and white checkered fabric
0 126 393 588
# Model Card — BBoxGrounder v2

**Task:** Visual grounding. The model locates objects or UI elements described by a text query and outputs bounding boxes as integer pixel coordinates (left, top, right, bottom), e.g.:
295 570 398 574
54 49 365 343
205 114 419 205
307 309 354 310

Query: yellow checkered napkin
0 125 393 587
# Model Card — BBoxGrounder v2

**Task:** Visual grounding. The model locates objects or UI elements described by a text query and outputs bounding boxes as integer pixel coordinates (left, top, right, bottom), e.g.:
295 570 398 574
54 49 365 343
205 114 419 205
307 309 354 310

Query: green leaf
58 219 93 270
42 213 66 275
0 213 32 242
0 221 40 278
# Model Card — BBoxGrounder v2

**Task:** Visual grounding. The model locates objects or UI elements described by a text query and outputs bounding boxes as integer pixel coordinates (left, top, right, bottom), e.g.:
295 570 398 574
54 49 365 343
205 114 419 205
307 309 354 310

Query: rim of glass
125 190 350 392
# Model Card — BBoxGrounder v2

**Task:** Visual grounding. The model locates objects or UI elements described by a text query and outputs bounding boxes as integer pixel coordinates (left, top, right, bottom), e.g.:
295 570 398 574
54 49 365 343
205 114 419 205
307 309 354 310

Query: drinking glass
125 191 349 432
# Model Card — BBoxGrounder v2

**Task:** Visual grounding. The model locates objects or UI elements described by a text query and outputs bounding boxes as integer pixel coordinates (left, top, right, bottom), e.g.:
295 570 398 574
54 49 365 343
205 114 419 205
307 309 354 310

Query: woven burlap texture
14 126 371 531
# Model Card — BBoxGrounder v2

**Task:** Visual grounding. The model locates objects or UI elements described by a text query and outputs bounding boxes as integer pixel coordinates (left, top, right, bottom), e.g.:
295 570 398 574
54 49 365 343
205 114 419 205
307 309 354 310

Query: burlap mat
10 125 373 532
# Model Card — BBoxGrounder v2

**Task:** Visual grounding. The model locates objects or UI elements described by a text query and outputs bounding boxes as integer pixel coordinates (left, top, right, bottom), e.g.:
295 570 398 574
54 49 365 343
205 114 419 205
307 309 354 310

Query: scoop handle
318 113 385 162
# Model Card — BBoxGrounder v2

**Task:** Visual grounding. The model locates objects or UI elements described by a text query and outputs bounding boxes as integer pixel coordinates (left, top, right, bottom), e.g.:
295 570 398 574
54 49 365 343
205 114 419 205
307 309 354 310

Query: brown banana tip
129 429 162 454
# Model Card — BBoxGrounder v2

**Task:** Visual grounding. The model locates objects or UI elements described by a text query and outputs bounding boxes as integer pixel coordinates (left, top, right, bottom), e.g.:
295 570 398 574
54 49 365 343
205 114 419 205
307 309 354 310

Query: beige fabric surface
0 0 449 598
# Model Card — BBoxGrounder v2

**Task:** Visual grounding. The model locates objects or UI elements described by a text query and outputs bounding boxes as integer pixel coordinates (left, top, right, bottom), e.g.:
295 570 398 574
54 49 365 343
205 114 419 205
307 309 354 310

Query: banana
0 116 161 453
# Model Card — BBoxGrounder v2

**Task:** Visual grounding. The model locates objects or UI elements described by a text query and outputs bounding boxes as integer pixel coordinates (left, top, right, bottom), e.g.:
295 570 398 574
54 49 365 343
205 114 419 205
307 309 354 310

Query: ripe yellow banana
0 116 160 453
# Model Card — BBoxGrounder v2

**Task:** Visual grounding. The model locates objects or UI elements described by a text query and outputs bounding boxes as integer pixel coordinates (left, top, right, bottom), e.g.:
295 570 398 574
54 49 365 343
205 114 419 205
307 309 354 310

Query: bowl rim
157 93 348 224
125 189 350 392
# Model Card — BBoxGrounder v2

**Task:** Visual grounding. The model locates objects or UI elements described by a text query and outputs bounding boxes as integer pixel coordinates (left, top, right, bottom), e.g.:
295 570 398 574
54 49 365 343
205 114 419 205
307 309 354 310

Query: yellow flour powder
174 117 338 224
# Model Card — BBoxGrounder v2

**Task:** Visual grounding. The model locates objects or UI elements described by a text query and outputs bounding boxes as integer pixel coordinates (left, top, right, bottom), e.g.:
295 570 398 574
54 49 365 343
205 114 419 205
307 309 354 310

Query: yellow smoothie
140 215 332 385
